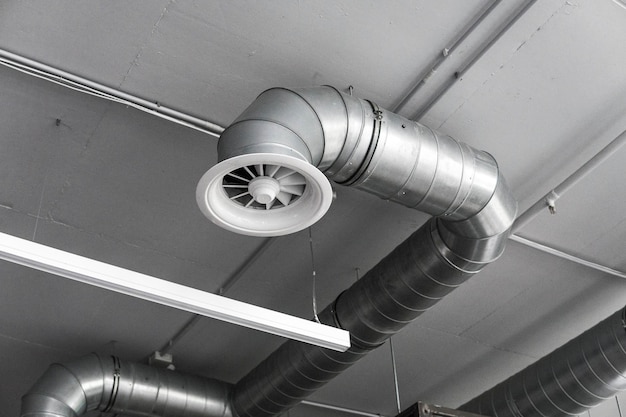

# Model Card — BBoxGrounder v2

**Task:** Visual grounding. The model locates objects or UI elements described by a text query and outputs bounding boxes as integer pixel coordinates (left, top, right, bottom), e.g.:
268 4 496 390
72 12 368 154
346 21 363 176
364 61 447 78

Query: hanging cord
617 396 624 417
389 337 402 414
308 227 321 323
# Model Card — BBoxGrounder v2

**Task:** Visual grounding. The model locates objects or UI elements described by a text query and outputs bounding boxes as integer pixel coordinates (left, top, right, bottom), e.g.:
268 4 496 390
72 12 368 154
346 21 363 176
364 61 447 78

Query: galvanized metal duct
21 353 233 417
22 86 517 417
460 306 626 417
216 86 512 223
223 86 517 417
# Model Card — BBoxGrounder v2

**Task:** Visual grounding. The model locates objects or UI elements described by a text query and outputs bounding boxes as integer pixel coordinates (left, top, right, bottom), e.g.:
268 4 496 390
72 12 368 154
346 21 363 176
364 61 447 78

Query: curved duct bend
201 86 518 417
460 305 626 417
197 86 515 237
24 86 517 417
21 353 233 417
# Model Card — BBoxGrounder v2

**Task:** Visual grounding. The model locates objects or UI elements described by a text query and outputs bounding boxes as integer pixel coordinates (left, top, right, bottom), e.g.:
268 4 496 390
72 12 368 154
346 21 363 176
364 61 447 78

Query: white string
389 337 402 413
308 227 321 323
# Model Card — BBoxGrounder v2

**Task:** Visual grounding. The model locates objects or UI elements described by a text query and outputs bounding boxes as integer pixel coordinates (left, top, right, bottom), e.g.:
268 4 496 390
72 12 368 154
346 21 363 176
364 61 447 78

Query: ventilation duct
21 353 233 417
196 86 516 237
202 86 516 417
23 86 517 417
459 305 626 417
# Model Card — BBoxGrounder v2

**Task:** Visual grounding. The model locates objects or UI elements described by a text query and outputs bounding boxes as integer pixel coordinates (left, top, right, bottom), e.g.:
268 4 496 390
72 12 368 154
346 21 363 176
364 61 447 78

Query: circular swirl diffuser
196 153 333 236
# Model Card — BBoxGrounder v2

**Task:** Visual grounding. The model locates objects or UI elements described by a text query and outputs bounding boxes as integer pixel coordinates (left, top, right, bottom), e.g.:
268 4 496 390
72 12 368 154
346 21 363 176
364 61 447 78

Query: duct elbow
198 85 518 240
217 85 377 170
196 86 367 236
434 172 517 272
217 88 326 166
22 354 235 417
441 171 517 242
21 354 109 417
20 395 78 417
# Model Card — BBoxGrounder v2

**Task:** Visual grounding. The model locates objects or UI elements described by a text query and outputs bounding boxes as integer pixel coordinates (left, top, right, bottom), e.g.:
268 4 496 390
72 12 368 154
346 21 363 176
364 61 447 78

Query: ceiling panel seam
392 0 502 114
423 0 579 130
412 0 540 123
0 330 78 355
118 0 174 89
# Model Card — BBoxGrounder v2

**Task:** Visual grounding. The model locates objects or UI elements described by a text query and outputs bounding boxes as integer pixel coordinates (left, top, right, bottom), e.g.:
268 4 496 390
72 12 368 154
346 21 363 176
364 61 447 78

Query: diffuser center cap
248 176 281 205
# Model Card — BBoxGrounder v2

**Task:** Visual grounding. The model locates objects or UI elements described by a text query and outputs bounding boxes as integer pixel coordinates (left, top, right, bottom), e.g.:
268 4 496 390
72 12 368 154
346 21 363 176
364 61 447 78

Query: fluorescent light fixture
0 232 350 352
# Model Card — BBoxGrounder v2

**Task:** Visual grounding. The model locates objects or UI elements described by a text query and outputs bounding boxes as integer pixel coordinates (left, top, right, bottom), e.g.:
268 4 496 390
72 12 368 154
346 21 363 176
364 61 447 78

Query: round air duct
196 153 333 236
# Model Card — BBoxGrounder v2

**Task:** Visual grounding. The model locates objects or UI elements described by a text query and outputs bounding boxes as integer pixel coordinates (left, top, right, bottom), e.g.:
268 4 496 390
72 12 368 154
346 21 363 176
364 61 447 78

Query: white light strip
0 232 350 352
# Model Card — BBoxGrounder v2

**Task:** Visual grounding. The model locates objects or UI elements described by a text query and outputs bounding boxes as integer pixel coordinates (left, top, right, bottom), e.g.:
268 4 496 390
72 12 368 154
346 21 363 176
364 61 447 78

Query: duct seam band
102 356 121 412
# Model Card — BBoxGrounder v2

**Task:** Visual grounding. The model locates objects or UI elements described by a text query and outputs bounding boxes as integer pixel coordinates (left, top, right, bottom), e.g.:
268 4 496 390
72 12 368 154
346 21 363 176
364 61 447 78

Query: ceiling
1 1 626 416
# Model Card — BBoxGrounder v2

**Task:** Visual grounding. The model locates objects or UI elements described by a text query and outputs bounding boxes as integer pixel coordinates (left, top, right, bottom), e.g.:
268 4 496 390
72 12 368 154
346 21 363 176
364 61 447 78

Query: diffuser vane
196 153 333 236
222 164 306 210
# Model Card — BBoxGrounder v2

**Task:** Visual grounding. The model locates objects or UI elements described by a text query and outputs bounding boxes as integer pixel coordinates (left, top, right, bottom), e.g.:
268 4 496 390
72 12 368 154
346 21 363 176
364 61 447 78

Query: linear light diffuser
0 232 350 352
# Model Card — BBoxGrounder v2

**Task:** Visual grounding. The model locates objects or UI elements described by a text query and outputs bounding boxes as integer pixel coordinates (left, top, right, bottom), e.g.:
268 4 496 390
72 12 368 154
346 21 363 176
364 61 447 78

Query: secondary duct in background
24 86 517 417
459 305 626 417
20 353 233 417
24 306 626 417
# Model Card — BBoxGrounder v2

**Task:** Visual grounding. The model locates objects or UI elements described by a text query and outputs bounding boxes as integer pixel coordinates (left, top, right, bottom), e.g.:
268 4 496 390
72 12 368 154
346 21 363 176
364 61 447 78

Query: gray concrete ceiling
1 1 626 417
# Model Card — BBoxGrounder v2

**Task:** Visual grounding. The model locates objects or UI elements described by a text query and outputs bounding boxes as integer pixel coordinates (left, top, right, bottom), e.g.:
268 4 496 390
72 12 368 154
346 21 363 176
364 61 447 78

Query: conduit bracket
545 190 559 215
149 351 175 370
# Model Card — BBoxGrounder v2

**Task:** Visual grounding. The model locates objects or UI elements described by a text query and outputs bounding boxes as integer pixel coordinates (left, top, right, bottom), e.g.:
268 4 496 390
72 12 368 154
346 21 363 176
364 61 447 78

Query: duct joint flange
102 355 121 413
333 99 384 186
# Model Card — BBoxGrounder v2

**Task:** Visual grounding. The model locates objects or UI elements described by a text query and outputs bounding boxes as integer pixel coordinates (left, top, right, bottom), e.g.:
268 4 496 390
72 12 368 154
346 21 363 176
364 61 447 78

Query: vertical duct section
226 87 518 417
460 306 626 417
20 353 234 417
